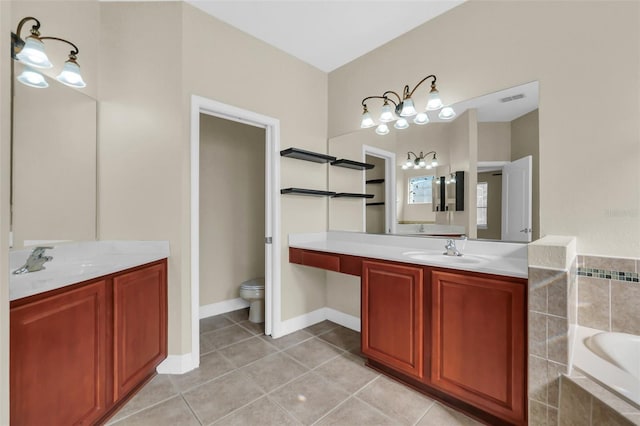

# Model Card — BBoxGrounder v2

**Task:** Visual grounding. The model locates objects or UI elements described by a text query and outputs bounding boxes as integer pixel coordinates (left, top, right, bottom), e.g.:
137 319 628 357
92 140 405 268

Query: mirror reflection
329 81 539 242
11 63 97 248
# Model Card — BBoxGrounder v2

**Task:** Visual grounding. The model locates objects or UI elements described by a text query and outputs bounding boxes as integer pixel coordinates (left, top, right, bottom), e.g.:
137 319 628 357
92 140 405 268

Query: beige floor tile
169 351 235 392
213 396 301 426
317 326 361 351
107 375 179 424
110 396 199 426
224 308 250 323
240 352 309 393
284 337 343 369
260 329 313 350
416 403 482 426
200 315 235 334
315 397 396 426
269 372 349 425
237 320 265 335
304 320 339 336
183 370 264 425
200 324 254 354
218 336 279 367
315 354 379 393
356 376 434 425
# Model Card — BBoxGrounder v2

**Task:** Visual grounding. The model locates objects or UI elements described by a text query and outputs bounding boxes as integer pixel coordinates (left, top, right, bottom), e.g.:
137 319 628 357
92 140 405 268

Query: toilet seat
240 278 265 290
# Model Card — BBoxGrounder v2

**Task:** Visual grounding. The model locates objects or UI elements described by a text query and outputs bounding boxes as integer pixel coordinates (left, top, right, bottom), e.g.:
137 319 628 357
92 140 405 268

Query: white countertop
289 231 528 278
10 241 170 301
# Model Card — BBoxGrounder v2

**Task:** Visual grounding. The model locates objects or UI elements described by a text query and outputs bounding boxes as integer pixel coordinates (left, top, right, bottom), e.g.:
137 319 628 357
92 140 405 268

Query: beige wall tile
578 277 610 331
529 355 548 404
529 400 548 426
548 271 569 318
530 311 548 358
559 377 591 426
611 281 640 335
547 361 567 408
582 255 636 273
591 400 634 426
547 316 568 365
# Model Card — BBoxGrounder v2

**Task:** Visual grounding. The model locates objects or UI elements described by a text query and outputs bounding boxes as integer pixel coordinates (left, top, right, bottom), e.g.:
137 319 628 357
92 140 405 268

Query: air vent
500 93 525 103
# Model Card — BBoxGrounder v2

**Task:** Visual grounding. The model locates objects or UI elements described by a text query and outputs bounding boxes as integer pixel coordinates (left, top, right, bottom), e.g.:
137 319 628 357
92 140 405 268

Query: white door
501 156 532 242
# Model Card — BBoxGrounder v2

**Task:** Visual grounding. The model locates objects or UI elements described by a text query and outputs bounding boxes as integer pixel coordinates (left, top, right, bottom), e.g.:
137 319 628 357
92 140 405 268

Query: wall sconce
11 16 86 89
402 151 438 170
360 75 456 135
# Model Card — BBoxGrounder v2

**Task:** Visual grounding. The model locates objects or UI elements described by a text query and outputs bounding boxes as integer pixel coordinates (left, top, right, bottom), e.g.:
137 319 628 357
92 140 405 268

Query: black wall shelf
331 159 374 170
366 202 385 206
333 193 375 199
280 147 336 163
366 179 385 184
280 188 336 197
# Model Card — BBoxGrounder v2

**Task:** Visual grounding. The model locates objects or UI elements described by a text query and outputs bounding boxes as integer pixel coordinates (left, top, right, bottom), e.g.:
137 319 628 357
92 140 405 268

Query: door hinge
265 237 272 244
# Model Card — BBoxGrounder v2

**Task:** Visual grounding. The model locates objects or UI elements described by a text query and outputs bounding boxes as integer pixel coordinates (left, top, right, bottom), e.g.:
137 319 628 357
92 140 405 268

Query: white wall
329 0 640 258
199 114 265 306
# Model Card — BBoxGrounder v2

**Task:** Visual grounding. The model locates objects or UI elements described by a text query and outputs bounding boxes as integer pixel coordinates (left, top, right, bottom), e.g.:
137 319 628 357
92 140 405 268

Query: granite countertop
10 241 170 301
289 231 528 279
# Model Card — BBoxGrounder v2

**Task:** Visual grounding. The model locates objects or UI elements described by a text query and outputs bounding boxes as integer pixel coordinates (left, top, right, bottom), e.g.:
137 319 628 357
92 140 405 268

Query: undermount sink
402 251 486 265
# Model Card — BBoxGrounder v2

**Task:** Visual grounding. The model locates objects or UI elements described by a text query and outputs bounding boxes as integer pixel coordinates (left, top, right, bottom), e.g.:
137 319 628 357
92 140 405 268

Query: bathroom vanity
9 241 169 426
289 232 527 426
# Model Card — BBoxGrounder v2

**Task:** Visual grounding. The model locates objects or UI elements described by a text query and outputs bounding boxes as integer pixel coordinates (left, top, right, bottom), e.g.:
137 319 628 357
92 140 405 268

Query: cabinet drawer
290 248 340 272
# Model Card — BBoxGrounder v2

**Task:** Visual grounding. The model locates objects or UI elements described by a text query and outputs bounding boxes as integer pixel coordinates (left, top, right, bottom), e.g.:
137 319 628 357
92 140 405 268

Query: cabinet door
10 280 108 426
113 262 167 400
361 260 425 379
430 270 526 424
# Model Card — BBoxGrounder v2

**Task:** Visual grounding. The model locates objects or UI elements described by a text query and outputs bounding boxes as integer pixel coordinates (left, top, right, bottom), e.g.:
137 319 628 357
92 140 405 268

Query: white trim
156 353 195 375
199 298 250 320
326 308 361 332
275 308 327 338
190 95 282 373
362 145 396 234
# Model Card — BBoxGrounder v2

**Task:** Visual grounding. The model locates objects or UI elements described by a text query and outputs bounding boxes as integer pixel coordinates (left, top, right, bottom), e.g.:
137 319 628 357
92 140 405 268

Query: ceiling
184 0 466 72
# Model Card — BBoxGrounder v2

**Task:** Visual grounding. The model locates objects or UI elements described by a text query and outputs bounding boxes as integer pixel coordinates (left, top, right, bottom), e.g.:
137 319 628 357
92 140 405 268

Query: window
408 176 433 204
477 182 488 228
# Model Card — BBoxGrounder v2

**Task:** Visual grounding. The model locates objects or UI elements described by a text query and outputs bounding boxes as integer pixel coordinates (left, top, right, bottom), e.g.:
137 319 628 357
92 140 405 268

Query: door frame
190 95 281 370
362 145 396 234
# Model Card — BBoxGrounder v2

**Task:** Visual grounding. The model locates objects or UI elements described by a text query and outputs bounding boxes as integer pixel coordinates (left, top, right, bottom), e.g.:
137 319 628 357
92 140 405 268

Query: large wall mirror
328 81 539 242
11 63 97 248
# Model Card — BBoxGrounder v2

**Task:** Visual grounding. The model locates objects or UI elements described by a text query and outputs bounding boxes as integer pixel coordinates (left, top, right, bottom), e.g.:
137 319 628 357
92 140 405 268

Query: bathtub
571 325 640 408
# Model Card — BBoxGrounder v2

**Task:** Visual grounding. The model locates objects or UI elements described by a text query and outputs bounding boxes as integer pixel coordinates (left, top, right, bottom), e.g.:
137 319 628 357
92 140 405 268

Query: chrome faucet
13 246 53 274
418 224 425 233
443 239 462 257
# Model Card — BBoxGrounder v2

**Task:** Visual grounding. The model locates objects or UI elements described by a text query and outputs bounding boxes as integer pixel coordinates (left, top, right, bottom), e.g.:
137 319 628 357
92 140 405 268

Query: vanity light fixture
402 151 438 170
11 16 87 89
360 75 455 135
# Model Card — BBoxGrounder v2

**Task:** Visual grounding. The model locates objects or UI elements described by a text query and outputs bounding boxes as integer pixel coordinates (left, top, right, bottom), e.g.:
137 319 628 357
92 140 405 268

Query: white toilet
239 277 265 323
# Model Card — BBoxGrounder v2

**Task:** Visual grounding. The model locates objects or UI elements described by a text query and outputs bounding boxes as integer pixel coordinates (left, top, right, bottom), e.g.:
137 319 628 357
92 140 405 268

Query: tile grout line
179 392 205 425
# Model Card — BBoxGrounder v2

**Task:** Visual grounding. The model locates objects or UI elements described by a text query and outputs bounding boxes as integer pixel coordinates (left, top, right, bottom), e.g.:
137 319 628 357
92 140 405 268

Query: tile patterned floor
107 309 482 426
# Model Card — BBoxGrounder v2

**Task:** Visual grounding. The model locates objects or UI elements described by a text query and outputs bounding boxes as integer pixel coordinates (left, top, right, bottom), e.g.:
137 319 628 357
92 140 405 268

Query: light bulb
16 67 48 88
402 164 408 170
431 155 438 167
418 159 426 168
413 112 429 125
439 106 456 120
16 36 53 69
394 118 409 130
399 98 417 117
379 103 394 122
360 108 375 128
414 164 420 170
375 123 389 135
56 59 86 88
426 86 443 110
426 164 432 170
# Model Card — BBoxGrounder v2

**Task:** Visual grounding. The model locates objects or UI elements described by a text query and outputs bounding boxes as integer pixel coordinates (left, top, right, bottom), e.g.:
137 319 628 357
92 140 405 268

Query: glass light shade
399 99 417 117
413 112 429 125
16 67 48 88
360 110 375 128
402 164 408 170
431 154 438 167
405 157 413 168
426 88 443 110
413 164 420 170
56 60 86 88
375 123 389 135
379 103 394 122
418 158 426 168
426 164 433 170
16 37 53 69
394 118 409 130
438 106 456 120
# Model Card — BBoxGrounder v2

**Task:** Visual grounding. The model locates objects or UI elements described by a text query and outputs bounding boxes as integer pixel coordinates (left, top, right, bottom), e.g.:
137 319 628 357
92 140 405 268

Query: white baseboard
199 298 249 319
326 308 361 332
156 353 198 374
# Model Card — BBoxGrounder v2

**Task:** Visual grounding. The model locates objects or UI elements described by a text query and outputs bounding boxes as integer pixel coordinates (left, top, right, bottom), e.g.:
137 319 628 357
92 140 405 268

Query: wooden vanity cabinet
10 260 168 426
430 269 526 425
361 261 426 380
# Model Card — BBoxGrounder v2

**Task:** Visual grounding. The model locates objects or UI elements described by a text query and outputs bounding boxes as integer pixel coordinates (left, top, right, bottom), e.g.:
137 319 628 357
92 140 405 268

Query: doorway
362 145 396 234
189 95 281 371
